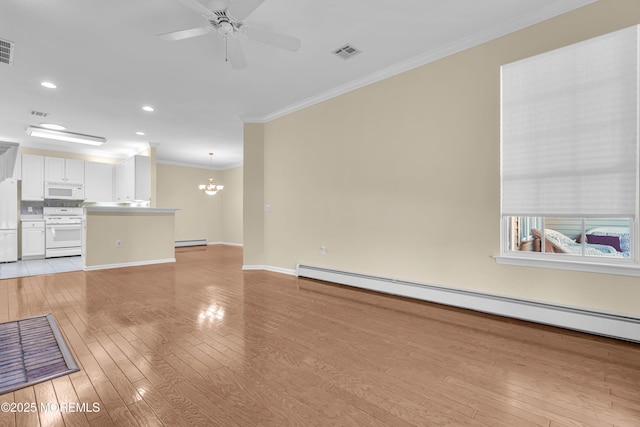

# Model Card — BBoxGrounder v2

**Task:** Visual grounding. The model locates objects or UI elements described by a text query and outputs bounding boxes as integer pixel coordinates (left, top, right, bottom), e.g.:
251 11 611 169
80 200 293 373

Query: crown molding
243 0 597 124
156 158 243 171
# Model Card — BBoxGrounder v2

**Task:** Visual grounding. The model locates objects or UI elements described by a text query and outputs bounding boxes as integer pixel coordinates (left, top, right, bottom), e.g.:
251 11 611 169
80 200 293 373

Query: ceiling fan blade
175 0 214 15
228 0 265 21
158 26 211 41
244 26 301 52
226 37 247 70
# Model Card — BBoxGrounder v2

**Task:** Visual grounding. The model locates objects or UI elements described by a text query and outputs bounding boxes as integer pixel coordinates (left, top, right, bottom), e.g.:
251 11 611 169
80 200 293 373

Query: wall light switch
264 204 272 212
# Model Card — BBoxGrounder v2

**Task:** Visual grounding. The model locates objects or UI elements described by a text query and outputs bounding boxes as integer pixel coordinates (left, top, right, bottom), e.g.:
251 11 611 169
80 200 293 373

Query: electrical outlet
116 240 121 248
28 206 33 213
320 245 327 255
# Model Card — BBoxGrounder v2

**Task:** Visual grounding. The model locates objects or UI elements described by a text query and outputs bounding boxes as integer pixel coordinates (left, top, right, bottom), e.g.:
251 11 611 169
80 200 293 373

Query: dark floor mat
0 314 79 395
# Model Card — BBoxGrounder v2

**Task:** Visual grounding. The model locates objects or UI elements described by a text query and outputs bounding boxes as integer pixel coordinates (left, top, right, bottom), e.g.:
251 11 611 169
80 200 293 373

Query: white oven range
43 207 83 258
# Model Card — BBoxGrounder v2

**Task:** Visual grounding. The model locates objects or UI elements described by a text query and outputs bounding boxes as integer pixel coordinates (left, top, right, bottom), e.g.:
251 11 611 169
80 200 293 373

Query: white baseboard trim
84 258 176 271
208 242 244 247
242 265 297 276
175 239 207 247
297 264 640 343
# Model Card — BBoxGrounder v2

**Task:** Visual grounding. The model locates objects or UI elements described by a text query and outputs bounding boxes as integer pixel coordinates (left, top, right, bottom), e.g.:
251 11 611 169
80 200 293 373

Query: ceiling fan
158 0 301 69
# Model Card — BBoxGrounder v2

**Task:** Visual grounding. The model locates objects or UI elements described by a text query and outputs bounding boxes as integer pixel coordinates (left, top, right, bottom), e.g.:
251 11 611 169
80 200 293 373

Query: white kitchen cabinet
21 220 45 259
114 155 150 202
45 157 84 183
21 154 44 201
0 142 19 182
0 230 17 262
84 161 114 202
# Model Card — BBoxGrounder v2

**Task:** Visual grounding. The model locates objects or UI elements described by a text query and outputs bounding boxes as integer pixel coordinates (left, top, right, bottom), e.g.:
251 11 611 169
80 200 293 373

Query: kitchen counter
83 206 178 270
83 206 178 214
20 215 44 221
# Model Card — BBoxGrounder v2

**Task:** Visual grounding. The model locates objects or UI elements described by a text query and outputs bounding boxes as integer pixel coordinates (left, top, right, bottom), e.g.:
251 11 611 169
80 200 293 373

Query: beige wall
84 211 175 267
243 123 265 265
246 0 640 316
156 163 223 242
221 166 243 244
156 163 243 245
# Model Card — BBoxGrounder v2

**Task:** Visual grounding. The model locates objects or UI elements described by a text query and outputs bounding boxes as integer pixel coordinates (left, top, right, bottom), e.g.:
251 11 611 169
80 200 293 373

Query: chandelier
198 153 224 195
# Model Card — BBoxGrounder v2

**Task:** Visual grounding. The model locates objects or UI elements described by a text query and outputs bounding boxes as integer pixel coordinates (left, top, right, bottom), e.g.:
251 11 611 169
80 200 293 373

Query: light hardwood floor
0 245 639 426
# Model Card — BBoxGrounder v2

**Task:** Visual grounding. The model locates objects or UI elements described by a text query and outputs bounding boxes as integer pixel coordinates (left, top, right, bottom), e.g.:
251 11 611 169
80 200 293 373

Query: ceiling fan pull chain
225 36 229 62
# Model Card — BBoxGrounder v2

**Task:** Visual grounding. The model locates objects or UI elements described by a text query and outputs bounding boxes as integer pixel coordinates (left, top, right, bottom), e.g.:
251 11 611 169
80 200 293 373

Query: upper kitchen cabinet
45 157 84 183
114 155 150 202
84 161 114 202
0 142 19 182
21 154 44 200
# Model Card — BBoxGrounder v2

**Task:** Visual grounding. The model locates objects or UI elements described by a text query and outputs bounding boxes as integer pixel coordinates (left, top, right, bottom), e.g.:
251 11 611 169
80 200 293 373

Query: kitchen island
83 206 179 270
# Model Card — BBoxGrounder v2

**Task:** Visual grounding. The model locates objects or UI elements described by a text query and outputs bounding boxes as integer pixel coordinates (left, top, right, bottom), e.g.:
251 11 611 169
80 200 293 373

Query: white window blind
501 25 639 218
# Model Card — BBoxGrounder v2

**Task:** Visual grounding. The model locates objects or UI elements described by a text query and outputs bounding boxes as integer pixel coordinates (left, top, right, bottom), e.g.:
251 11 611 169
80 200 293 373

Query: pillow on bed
586 234 622 252
586 227 630 253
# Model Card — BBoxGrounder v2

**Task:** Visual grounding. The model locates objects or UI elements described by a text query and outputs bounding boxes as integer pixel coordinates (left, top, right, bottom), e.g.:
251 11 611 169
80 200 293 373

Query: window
498 25 639 275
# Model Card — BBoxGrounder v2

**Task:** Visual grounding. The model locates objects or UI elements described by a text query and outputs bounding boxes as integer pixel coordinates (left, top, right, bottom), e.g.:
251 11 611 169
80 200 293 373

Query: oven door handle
46 224 81 233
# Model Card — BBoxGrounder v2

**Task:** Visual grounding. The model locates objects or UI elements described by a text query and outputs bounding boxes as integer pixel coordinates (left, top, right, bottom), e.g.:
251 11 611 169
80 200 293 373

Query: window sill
494 255 640 277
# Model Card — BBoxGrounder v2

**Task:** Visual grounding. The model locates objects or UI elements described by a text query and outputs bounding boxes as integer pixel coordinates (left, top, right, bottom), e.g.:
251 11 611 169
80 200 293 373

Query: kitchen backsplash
20 200 83 215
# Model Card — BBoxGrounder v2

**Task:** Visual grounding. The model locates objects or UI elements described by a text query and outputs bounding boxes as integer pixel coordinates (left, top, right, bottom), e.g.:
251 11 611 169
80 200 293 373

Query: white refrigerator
0 178 18 262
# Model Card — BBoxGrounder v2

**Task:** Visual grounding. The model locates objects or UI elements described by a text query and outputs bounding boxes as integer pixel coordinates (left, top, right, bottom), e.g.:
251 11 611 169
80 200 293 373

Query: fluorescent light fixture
142 105 154 112
40 123 67 131
41 81 57 89
26 126 106 146
135 131 145 136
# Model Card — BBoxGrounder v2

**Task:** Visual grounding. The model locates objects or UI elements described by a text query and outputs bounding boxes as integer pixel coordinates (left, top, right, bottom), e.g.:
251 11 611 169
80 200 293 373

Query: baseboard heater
175 239 207 247
296 264 640 343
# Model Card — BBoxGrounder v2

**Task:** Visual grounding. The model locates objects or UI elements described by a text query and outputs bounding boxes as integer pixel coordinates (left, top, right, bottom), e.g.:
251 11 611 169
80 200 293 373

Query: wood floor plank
50 376 91 427
106 333 168 388
67 370 104 421
13 387 39 427
94 333 146 384
33 381 64 427
1 245 638 426
0 391 16 427
132 379 191 427
75 353 124 409
125 399 163 427
85 341 142 406
86 413 116 427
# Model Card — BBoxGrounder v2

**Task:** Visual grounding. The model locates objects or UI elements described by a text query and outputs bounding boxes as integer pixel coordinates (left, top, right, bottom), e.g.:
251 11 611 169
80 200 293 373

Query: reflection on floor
0 256 82 279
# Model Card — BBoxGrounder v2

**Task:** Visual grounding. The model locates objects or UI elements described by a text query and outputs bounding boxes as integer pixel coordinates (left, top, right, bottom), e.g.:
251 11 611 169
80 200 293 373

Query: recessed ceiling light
40 123 67 131
142 106 154 112
41 81 57 89
135 131 145 136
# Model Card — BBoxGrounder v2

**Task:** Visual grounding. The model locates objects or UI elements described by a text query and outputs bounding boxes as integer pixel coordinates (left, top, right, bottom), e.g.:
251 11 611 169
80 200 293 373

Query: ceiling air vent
0 38 14 65
30 110 49 118
333 44 361 60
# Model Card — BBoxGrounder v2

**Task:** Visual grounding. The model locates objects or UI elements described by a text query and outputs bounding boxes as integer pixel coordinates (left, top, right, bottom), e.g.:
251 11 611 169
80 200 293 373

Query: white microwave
44 182 85 200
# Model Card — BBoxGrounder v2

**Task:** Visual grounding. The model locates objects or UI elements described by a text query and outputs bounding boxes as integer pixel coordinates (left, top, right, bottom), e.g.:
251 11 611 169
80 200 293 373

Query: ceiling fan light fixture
158 0 300 69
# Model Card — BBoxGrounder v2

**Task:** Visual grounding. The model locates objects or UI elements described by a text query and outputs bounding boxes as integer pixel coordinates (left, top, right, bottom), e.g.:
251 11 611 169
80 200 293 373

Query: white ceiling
0 0 594 170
